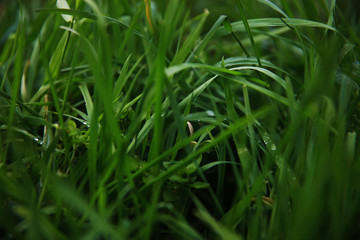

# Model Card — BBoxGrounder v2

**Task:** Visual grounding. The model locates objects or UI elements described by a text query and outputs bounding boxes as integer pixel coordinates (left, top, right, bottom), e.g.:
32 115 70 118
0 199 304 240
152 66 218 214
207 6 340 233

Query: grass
1 0 360 239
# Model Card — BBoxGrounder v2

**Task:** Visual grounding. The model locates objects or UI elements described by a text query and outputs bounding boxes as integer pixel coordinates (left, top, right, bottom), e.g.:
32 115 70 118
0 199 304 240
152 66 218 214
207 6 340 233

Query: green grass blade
170 9 209 66
235 0 262 67
216 18 339 37
139 105 272 192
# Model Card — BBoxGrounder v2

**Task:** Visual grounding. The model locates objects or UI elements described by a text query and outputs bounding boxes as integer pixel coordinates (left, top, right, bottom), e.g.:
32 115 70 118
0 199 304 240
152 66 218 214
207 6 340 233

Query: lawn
1 0 360 239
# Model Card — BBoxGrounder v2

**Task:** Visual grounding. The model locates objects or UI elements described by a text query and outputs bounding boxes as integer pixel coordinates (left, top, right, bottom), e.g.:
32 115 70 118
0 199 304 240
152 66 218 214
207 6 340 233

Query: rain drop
270 144 277 151
206 110 215 116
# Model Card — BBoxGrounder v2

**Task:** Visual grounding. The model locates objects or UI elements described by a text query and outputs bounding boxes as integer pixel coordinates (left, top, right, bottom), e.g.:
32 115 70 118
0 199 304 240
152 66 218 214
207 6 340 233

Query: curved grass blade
230 66 287 89
36 8 143 37
216 18 339 37
166 63 244 78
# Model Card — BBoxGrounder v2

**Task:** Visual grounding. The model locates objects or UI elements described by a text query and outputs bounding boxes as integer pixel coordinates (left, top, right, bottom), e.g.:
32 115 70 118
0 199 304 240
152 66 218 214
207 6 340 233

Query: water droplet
238 148 248 154
263 132 271 146
206 110 215 117
80 121 90 127
270 144 276 151
33 137 43 145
